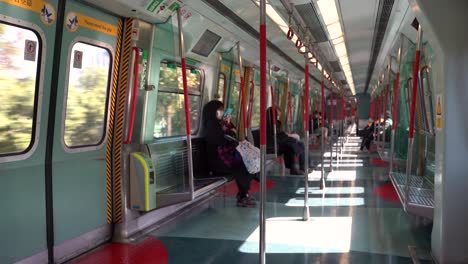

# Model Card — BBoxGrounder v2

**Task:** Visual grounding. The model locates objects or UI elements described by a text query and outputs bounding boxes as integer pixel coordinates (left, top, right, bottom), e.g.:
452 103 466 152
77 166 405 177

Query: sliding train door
50 0 119 261
0 0 58 262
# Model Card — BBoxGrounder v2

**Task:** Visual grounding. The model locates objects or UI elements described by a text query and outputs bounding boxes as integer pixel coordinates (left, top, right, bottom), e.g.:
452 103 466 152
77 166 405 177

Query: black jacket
362 123 375 140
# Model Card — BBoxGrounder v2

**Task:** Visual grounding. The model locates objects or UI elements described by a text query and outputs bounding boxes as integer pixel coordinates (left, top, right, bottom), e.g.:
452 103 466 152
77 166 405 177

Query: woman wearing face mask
202 100 255 207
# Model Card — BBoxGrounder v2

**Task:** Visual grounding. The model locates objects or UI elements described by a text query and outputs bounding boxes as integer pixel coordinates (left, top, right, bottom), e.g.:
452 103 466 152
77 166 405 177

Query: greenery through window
154 62 202 138
0 23 39 155
251 84 260 128
64 42 111 147
216 73 225 102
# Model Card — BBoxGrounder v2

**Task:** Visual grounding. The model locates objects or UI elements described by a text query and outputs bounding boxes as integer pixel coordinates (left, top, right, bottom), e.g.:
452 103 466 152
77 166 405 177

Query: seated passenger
360 119 375 151
267 107 310 175
313 111 331 143
311 111 320 132
323 113 332 143
202 100 255 207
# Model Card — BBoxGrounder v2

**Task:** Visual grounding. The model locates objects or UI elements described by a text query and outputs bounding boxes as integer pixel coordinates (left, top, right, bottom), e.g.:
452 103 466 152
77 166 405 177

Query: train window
0 23 40 156
64 42 111 148
217 73 225 102
227 81 241 126
251 83 260 128
154 62 202 138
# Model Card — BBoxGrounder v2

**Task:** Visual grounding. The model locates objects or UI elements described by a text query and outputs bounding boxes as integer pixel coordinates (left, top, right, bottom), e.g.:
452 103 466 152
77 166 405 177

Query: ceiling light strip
316 0 355 95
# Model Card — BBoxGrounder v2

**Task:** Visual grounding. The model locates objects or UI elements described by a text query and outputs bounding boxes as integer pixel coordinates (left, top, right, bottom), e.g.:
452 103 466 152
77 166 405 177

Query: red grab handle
124 47 140 144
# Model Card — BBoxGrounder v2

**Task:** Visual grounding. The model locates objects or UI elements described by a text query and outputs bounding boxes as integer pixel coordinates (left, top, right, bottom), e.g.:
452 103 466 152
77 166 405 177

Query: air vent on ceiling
191 30 222 57
364 0 395 92
330 61 342 72
295 3 328 42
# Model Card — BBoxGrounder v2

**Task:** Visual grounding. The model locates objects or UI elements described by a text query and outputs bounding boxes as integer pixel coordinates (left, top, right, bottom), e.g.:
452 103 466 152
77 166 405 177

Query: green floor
151 138 432 263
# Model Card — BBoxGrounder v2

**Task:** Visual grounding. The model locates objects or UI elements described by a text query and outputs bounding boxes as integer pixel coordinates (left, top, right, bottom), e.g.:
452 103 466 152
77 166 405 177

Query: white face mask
216 110 223 120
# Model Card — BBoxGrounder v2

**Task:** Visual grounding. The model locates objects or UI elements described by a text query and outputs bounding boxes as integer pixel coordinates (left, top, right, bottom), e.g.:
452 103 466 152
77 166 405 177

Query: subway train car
1 0 467 263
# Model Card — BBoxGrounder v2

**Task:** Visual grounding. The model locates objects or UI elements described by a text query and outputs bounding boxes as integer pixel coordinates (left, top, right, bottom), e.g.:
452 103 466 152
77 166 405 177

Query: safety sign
73 50 83 69
24 39 37 62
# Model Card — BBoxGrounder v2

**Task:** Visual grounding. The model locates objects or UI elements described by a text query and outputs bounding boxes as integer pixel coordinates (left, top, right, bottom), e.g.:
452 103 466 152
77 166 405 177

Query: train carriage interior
1 0 468 263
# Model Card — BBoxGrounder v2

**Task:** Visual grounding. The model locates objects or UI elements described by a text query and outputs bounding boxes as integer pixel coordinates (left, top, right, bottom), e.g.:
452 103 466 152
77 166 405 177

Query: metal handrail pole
383 58 392 151
320 69 325 190
303 57 310 221
405 25 423 207
268 60 278 157
329 85 334 172
259 1 267 262
390 36 403 174
177 9 194 199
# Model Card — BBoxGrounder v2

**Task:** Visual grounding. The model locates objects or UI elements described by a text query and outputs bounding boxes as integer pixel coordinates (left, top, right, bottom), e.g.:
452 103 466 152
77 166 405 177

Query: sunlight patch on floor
239 217 352 253
323 152 359 158
296 186 365 195
316 163 364 168
308 170 357 181
285 197 365 207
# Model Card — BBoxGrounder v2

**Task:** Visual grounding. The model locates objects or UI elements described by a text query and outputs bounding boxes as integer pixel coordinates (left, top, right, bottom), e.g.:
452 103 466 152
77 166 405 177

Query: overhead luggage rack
389 172 434 219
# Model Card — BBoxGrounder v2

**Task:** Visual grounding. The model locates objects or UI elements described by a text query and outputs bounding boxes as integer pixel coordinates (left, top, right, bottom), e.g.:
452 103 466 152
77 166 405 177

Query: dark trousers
360 137 372 150
279 140 306 170
210 158 253 198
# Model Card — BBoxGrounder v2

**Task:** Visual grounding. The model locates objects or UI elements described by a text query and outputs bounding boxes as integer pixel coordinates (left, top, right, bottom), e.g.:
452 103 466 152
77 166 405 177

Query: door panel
0 0 57 263
52 0 118 247
0 1 58 262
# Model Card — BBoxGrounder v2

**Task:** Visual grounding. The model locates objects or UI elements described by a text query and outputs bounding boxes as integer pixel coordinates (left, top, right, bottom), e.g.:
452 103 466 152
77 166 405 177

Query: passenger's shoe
290 169 304 175
300 166 314 173
237 195 256 207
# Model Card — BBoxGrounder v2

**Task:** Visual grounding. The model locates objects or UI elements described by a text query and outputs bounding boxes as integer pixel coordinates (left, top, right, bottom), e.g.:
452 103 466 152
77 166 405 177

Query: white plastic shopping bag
235 140 261 174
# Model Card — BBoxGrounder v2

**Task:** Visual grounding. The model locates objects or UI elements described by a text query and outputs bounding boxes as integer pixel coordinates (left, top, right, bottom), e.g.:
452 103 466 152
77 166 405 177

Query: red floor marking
370 158 389 166
370 146 377 151
71 237 168 264
374 183 400 203
218 179 274 197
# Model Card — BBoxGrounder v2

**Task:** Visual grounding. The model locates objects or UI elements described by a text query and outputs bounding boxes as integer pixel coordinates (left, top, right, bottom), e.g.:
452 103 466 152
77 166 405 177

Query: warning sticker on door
65 11 117 36
66 12 79 32
73 50 83 69
3 0 57 25
24 39 37 61
40 3 56 25
436 94 442 130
